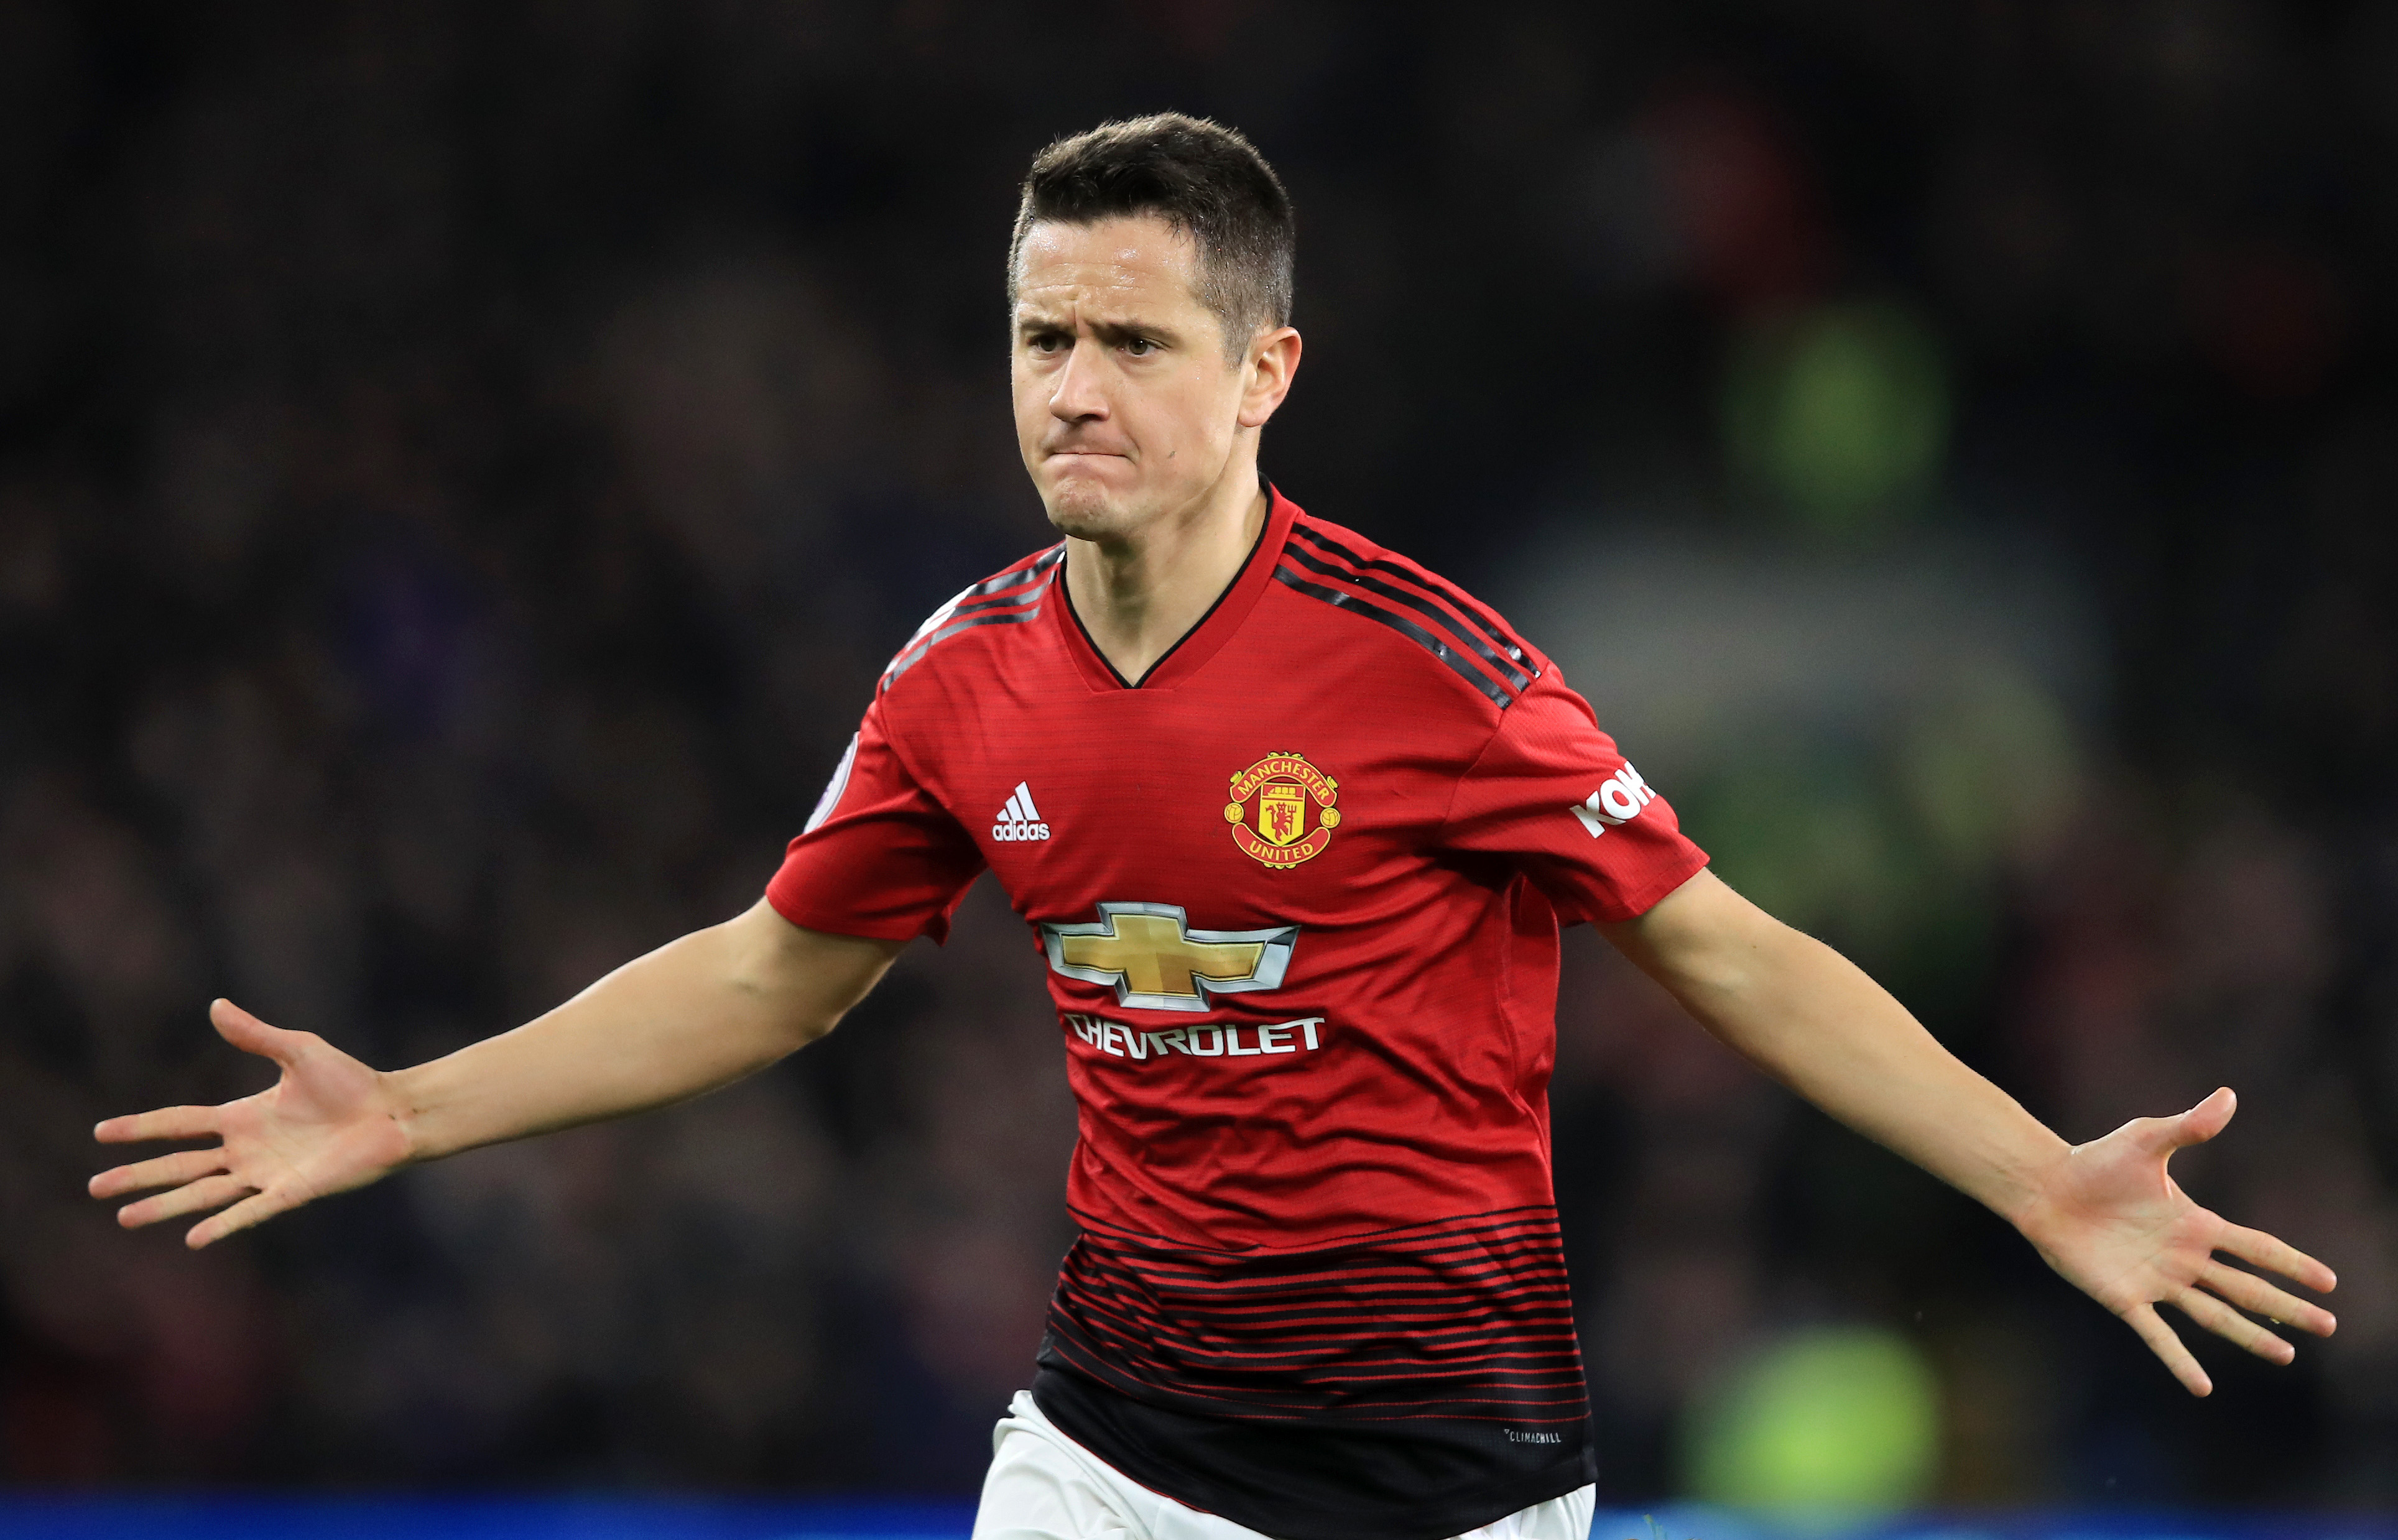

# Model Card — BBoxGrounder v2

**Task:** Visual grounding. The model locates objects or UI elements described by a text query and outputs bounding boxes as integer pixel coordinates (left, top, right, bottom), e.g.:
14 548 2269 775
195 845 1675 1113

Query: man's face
1011 214 1257 542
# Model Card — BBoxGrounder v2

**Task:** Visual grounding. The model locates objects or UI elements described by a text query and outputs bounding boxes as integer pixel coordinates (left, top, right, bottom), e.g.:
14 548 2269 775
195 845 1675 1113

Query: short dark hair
1009 114 1295 361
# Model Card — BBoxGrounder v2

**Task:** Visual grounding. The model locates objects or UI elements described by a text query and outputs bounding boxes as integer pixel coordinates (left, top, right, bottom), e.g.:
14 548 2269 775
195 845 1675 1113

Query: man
93 116 2334 1540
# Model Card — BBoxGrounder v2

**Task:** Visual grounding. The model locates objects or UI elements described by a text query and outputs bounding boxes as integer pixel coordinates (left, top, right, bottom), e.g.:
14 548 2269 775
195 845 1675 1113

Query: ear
1237 326 1302 430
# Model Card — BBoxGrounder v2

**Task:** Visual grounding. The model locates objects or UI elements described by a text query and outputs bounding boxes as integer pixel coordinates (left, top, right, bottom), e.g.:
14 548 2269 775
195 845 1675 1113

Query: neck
1063 462 1270 685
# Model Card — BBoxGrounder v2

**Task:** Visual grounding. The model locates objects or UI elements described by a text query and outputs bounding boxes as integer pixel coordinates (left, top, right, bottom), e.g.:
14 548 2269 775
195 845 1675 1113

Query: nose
1049 338 1109 423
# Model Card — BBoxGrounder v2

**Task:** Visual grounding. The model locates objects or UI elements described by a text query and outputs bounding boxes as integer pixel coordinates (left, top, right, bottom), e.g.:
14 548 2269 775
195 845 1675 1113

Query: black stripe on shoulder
1287 522 1537 673
881 609 1043 689
879 547 1063 691
1272 565 1514 708
964 544 1065 600
952 588 1044 619
1279 544 1532 691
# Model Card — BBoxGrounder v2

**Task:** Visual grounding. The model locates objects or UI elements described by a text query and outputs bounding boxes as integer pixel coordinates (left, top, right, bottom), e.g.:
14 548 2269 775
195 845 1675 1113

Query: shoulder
878 542 1065 696
1270 510 1550 712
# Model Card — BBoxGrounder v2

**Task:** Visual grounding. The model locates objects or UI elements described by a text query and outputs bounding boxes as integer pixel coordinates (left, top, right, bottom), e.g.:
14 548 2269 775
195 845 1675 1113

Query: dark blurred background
1 0 2393 1510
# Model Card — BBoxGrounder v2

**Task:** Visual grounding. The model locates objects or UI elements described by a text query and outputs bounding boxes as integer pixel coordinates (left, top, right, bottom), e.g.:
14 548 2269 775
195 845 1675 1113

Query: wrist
1994 1138 2076 1242
381 1064 439 1166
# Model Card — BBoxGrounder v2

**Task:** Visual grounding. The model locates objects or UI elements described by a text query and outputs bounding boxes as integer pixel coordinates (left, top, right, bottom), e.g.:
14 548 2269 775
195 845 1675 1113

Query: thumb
2157 1086 2237 1153
210 998 307 1065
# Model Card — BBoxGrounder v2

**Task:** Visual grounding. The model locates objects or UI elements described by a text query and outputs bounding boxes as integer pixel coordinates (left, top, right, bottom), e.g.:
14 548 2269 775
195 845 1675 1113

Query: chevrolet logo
1040 902 1299 1013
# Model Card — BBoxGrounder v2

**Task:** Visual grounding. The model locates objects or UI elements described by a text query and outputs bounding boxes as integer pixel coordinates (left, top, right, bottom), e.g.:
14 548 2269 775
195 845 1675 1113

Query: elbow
732 974 846 1056
1660 910 1817 1012
713 903 900 1056
786 1008 844 1051
716 959 839 1056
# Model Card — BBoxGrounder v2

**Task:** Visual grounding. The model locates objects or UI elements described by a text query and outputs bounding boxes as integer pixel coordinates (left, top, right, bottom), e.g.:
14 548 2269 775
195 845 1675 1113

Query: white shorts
970 1390 1596 1540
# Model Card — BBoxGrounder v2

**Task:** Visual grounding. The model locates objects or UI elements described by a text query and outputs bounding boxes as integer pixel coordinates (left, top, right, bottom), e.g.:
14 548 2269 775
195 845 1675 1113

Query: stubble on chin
1042 474 1124 542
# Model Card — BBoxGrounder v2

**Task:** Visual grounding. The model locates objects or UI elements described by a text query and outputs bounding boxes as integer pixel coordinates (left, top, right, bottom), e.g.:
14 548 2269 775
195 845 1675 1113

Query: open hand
2017 1087 2337 1395
90 999 413 1248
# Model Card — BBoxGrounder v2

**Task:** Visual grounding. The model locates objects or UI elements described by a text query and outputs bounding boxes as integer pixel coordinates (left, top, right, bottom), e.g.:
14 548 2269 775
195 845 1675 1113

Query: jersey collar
1055 478 1299 693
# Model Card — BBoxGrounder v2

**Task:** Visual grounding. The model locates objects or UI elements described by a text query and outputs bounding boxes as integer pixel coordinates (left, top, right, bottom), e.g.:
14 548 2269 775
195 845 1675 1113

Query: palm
91 999 411 1249
2019 1087 2337 1395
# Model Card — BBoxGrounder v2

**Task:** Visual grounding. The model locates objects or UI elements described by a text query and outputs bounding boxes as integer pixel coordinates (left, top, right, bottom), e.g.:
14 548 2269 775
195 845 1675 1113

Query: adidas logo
992 782 1052 842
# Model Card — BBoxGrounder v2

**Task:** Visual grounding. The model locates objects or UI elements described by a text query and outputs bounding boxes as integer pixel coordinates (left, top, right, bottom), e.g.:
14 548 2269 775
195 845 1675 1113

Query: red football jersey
768 485 1706 1540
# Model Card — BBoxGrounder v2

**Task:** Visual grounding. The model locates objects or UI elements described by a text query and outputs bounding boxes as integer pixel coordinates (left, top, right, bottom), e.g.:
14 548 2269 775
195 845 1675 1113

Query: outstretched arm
1601 869 2337 1396
91 899 902 1249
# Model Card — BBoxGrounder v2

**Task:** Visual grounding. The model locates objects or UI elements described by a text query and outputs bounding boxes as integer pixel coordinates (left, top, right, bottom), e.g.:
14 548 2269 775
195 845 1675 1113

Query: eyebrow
1015 313 1183 347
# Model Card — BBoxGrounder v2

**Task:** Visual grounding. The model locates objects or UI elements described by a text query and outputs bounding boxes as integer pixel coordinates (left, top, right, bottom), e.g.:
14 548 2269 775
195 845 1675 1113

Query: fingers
2154 1086 2237 1153
96 1002 307 1146
2170 1285 2295 1365
2216 1220 2339 1297
187 1187 298 1250
94 1105 221 1145
113 1173 256 1231
2201 1261 2337 1338
209 998 308 1064
2124 1301 2211 1396
89 1147 228 1201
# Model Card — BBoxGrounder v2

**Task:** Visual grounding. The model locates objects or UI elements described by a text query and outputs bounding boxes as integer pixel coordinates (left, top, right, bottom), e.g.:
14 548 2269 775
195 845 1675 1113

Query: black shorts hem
1029 1362 1598 1540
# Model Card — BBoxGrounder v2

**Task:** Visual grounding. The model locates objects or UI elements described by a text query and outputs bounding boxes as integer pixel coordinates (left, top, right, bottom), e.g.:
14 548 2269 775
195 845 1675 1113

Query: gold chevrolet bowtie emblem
1060 914 1264 998
1041 903 1299 1013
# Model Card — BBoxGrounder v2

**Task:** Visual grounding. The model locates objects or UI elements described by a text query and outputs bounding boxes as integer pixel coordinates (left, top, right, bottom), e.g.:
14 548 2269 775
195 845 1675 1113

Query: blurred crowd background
2 0 2395 1510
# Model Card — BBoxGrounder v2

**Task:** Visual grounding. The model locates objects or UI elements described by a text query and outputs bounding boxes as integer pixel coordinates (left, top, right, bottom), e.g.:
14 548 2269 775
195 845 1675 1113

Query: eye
1027 331 1067 354
1123 336 1160 357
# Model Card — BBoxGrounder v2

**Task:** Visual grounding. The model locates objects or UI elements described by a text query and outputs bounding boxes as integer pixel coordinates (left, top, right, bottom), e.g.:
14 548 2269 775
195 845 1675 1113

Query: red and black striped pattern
879 544 1064 692
1041 1206 1588 1425
1272 518 1541 709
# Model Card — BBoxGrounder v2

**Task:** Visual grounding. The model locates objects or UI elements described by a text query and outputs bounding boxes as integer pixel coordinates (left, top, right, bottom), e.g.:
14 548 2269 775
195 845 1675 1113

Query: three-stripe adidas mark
993 782 1051 842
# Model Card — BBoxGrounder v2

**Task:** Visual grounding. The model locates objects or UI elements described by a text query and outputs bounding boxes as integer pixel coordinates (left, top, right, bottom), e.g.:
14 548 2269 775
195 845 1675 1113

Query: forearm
389 901 899 1163
1609 872 2067 1223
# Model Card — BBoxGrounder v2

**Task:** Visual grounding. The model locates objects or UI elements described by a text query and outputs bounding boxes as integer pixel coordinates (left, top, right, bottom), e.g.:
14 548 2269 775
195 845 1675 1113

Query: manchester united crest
1224 752 1341 869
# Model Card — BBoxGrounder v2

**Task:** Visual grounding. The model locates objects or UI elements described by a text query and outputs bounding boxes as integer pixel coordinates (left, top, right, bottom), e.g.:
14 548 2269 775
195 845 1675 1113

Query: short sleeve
1436 670 1708 924
765 699 986 944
